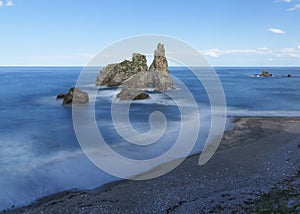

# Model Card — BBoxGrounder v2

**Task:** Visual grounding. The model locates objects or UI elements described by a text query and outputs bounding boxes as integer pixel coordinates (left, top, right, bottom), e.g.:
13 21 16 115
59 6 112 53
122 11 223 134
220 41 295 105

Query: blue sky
0 0 300 66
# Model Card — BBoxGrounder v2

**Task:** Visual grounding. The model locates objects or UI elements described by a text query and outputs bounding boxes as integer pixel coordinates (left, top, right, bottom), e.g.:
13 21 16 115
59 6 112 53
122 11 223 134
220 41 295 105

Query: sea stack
95 43 174 100
144 43 173 90
149 43 169 73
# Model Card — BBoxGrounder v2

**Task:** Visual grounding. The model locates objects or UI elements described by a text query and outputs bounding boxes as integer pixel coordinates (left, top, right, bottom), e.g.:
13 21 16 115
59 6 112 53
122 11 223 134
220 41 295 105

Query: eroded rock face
122 69 173 91
121 43 173 92
59 87 89 105
95 53 148 86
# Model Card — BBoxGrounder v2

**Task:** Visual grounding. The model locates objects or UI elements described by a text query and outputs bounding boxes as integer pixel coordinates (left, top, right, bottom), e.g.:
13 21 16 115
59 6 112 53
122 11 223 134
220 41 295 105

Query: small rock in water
259 70 272 77
56 93 65 99
63 93 73 104
57 87 89 105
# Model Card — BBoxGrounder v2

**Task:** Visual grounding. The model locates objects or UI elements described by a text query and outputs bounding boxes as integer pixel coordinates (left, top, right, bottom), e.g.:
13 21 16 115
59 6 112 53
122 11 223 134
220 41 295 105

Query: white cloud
278 0 292 3
288 53 300 58
281 48 297 53
203 48 274 58
280 47 300 58
267 28 285 34
287 3 300 10
5 0 14 7
203 49 220 58
203 46 300 59
0 0 14 7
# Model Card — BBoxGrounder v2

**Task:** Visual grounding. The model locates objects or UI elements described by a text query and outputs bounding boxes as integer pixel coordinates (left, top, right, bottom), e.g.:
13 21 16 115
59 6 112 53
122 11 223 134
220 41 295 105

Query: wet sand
5 117 300 213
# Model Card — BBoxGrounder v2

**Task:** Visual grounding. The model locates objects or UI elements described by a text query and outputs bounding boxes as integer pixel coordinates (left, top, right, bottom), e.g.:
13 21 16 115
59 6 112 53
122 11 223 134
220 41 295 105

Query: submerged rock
116 88 149 100
58 87 89 105
134 93 150 100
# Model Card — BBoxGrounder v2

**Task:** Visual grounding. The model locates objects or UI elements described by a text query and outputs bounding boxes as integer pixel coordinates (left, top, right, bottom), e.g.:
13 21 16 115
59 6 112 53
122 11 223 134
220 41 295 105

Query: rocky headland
95 43 174 100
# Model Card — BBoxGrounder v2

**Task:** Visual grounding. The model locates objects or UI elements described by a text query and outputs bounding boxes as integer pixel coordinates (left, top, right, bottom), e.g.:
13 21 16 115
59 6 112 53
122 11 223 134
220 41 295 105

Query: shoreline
5 116 300 213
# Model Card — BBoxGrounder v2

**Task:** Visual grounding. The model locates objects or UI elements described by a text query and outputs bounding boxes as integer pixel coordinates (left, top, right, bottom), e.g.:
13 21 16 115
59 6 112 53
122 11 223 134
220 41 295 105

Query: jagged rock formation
149 43 169 73
57 87 89 105
95 53 148 86
95 43 174 100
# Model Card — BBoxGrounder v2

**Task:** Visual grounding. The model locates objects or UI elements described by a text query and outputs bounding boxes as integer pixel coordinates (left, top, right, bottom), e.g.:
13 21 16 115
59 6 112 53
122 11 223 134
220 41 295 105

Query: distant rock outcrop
95 43 174 100
57 88 89 105
260 70 272 77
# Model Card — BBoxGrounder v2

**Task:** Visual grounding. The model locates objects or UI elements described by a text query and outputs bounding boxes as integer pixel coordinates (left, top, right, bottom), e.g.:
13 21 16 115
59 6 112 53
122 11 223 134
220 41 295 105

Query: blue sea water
0 66 300 210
